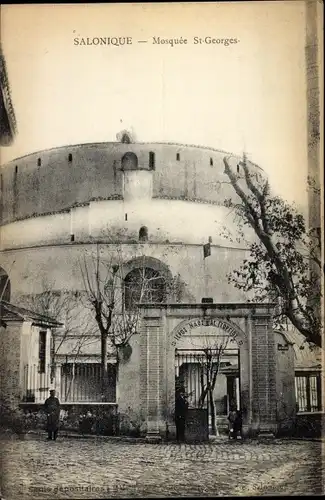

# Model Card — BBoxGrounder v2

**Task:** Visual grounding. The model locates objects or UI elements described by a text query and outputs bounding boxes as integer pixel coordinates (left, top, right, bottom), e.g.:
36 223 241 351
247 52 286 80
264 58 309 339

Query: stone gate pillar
251 308 277 435
139 307 166 443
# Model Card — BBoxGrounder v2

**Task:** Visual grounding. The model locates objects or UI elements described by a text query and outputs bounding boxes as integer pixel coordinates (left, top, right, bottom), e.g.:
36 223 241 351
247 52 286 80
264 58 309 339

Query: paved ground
1 434 324 499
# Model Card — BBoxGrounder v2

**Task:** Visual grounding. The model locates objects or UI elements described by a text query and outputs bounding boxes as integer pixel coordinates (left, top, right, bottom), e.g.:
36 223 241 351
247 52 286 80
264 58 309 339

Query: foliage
118 408 146 437
0 401 45 434
222 155 322 347
59 406 118 435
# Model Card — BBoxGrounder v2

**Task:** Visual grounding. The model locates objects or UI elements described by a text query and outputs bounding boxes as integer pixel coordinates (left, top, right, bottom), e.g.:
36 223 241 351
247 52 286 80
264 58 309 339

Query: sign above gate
171 317 244 347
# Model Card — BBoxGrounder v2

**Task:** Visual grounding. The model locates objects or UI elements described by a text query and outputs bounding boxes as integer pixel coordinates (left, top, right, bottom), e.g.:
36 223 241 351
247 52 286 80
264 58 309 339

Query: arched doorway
137 302 277 443
174 319 242 436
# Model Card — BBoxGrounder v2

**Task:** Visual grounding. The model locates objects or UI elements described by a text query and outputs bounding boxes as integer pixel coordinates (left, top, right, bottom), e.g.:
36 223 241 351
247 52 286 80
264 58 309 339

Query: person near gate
233 409 243 440
227 403 237 440
175 389 188 442
228 405 243 440
44 390 61 441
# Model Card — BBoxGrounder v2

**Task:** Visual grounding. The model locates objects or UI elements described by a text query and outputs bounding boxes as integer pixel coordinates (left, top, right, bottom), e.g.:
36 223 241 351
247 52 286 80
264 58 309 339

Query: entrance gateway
138 302 277 442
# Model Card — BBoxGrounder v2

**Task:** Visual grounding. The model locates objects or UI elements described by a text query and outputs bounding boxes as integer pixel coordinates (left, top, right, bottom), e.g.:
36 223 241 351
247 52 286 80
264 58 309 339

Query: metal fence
175 348 240 414
22 363 52 402
22 363 117 403
60 363 116 403
295 374 322 413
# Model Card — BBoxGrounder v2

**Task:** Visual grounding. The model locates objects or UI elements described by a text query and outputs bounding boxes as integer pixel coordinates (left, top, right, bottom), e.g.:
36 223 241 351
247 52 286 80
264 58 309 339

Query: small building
0 300 62 406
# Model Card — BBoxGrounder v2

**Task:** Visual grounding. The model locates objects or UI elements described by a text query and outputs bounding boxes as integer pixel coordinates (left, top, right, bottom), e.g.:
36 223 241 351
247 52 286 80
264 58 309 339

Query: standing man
233 409 243 440
175 390 188 443
227 404 237 440
44 390 61 441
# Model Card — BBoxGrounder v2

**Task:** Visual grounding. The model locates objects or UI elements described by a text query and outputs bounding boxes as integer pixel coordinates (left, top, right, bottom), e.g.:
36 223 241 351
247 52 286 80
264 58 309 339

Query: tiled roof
0 300 63 328
0 47 17 145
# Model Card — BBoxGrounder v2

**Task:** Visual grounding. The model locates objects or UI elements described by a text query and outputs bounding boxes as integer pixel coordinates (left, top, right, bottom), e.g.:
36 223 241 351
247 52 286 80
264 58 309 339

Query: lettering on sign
171 318 244 346
277 344 289 351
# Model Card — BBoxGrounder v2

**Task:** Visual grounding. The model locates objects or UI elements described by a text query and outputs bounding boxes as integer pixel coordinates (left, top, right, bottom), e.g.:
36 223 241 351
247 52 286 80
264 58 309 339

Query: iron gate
175 348 240 435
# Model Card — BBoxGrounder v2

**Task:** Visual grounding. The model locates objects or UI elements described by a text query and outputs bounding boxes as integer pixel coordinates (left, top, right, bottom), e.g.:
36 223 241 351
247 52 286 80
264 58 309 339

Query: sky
0 2 308 207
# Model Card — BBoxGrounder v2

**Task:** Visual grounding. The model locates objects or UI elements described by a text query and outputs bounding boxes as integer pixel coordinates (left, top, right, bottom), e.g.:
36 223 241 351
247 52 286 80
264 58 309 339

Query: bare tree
79 244 186 399
222 155 322 347
15 279 94 381
196 335 231 436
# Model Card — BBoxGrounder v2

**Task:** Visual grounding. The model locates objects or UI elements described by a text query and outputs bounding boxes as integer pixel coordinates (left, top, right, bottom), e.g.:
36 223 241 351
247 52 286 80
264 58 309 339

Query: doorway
175 346 240 436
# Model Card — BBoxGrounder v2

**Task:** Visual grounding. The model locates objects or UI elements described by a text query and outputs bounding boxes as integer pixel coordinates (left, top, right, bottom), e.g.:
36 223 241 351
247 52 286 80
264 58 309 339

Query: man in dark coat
175 390 188 442
233 410 243 440
227 407 237 439
44 390 60 441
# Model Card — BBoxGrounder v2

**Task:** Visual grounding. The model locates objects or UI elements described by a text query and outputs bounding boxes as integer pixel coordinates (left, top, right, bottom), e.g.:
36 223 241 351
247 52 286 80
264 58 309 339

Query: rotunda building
0 136 264 302
3 134 317 440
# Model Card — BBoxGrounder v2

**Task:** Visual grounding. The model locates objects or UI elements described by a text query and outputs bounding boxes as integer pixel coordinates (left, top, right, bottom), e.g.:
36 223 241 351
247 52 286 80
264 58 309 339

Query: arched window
37 158 41 167
121 133 131 144
139 226 148 242
121 152 138 171
124 267 166 310
0 267 11 302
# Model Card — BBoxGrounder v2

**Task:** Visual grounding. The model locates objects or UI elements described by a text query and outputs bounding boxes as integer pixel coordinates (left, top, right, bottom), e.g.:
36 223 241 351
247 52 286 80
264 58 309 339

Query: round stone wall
0 142 265 226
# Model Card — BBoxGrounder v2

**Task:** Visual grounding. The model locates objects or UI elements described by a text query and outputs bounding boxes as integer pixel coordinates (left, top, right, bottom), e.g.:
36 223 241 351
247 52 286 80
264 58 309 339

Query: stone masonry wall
0 142 265 226
251 314 277 434
0 321 22 406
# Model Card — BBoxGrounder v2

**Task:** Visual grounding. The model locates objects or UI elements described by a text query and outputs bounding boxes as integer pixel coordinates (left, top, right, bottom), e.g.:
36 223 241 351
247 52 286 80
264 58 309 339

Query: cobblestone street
1 435 324 499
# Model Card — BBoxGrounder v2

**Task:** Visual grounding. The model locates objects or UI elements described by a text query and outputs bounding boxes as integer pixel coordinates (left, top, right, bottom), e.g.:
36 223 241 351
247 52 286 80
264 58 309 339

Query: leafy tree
222 155 322 347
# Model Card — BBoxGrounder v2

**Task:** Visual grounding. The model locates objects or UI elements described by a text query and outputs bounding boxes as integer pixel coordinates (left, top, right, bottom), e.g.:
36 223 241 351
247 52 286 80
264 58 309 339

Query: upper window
149 151 155 170
68 153 73 162
121 152 138 170
39 330 47 374
139 226 149 242
176 153 180 161
121 133 131 144
124 267 166 310
37 158 41 167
